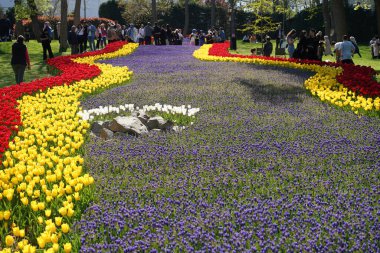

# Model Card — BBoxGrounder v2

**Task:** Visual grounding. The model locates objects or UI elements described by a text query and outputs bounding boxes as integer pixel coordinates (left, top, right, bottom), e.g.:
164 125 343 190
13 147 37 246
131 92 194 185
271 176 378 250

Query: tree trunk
375 0 380 35
230 6 236 50
331 0 347 41
152 0 157 23
322 0 331 37
27 0 41 41
184 0 189 35
74 0 81 25
14 0 24 36
211 0 216 27
60 0 69 52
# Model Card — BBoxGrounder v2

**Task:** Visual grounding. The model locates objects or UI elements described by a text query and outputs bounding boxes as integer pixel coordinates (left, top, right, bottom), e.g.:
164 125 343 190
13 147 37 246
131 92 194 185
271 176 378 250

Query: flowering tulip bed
194 42 380 115
0 42 138 252
67 45 380 252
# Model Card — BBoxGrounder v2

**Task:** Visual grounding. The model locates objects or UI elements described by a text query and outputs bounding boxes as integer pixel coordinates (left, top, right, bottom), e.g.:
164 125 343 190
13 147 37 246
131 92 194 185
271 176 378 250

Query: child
251 48 257 55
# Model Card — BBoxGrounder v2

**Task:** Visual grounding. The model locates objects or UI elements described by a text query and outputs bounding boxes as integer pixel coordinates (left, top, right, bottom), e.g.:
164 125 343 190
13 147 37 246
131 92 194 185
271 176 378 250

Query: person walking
11 35 31 84
40 23 54 60
68 25 79 55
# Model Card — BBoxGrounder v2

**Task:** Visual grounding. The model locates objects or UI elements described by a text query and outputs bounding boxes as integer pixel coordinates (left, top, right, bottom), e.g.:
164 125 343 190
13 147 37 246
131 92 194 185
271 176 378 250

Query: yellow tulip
63 243 72 253
4 210 11 220
5 235 14 246
61 223 70 233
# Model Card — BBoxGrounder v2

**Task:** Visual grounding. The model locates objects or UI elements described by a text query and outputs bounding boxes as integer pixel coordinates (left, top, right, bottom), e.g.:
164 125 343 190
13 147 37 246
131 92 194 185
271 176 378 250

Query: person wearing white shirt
333 41 342 63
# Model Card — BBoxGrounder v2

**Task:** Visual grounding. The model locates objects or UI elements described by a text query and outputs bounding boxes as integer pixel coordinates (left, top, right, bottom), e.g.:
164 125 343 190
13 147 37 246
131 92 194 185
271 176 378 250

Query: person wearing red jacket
11 35 31 84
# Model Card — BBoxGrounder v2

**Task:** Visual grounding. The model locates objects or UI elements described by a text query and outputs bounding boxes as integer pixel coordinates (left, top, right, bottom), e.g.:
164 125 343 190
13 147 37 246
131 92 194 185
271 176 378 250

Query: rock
151 128 162 133
109 116 148 136
102 121 112 130
161 120 174 131
91 121 104 135
137 111 150 125
146 116 166 130
100 128 114 140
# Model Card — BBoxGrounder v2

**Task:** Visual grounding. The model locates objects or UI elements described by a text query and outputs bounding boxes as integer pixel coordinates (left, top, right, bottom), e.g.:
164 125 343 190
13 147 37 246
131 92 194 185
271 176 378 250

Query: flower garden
1 42 380 252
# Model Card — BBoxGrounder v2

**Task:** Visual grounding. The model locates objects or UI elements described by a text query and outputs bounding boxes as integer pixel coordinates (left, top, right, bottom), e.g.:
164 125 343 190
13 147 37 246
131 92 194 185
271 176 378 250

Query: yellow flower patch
0 43 138 252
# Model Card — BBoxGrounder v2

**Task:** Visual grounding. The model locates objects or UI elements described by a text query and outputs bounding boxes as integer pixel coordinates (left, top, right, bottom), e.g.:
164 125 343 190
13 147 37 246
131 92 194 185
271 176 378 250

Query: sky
0 0 109 17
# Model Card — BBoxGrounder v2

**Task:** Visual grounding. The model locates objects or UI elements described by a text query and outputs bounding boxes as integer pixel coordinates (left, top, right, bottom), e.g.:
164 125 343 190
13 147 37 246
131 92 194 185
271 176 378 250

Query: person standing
144 22 153 45
83 23 88 52
153 23 161 45
68 25 79 54
76 24 85 53
305 28 318 60
349 36 361 58
137 24 145 45
101 24 107 48
370 36 379 59
338 35 355 64
11 35 31 84
87 21 96 51
263 36 273 57
40 23 54 60
286 29 296 58
56 22 61 40
324 36 333 56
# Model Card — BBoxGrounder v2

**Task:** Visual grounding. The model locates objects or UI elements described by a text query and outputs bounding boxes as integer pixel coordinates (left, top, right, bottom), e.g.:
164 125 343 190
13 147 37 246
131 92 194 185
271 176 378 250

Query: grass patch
0 40 62 88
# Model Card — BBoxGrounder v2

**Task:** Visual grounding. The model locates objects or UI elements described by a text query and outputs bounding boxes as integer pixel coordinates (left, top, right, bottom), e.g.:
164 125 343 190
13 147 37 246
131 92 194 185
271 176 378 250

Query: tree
184 0 189 34
59 0 68 52
14 0 24 36
74 0 81 25
27 0 42 40
322 0 331 36
375 0 380 35
99 0 124 24
331 0 347 41
152 0 157 23
211 0 216 27
241 0 281 36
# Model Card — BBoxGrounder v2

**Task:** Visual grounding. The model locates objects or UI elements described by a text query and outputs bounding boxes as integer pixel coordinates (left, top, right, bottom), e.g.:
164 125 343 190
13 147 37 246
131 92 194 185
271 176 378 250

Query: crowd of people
66 21 187 55
9 18 380 84
245 28 380 64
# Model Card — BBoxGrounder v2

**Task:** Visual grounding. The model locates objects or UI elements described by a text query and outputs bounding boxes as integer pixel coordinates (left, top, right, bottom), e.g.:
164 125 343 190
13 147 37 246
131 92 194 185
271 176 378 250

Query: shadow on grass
236 78 306 105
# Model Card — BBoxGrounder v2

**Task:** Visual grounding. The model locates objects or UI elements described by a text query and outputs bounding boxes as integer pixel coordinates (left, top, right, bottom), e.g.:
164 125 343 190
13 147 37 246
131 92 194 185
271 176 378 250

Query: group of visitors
284 28 364 64
68 21 97 55
189 27 226 46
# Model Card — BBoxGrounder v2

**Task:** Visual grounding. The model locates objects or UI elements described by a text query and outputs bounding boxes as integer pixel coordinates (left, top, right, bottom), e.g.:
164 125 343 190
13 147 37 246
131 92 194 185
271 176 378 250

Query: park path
76 45 380 252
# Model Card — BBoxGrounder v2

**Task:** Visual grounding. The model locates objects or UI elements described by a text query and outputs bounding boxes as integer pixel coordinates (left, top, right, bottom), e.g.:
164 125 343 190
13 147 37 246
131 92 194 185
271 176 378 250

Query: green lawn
0 40 61 88
230 40 380 81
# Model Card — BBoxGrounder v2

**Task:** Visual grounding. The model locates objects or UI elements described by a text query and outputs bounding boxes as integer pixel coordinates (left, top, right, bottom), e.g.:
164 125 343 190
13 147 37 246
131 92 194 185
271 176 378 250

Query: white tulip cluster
78 103 200 121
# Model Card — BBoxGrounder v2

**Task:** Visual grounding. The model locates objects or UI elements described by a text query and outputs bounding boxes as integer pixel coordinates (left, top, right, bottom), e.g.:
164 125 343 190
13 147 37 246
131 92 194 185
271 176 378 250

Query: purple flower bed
76 45 380 252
